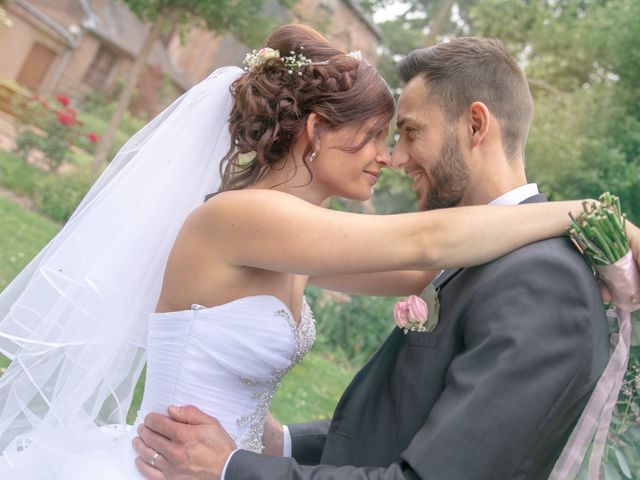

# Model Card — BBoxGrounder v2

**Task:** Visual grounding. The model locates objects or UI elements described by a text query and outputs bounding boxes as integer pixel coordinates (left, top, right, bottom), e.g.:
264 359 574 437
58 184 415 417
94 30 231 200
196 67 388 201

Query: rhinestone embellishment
235 298 316 452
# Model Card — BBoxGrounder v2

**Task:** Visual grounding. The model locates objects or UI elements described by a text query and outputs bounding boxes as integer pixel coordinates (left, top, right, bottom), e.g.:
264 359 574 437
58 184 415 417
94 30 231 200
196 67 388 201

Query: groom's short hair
397 37 533 162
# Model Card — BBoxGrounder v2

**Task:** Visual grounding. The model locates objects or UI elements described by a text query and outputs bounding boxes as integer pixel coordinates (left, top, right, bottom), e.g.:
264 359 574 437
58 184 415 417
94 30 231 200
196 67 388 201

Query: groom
134 37 609 479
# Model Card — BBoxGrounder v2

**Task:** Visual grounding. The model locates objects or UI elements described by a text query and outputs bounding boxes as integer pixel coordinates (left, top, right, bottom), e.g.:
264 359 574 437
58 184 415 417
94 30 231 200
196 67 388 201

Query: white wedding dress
0 294 316 478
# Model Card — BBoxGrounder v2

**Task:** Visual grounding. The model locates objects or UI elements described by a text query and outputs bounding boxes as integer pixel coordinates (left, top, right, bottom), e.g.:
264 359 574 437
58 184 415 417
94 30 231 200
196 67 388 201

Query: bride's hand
627 220 640 273
600 219 640 308
627 220 640 306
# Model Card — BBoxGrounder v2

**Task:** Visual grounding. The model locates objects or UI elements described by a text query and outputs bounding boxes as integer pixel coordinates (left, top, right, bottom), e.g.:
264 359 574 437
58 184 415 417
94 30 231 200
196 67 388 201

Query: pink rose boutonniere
394 295 428 334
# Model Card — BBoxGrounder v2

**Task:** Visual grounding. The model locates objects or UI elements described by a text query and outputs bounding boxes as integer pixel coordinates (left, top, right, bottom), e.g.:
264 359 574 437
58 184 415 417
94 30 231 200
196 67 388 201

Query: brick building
0 0 382 119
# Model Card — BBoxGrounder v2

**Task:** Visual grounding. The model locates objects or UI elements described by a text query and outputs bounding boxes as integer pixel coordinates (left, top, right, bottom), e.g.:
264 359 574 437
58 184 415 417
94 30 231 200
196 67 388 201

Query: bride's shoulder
190 189 308 227
201 189 307 215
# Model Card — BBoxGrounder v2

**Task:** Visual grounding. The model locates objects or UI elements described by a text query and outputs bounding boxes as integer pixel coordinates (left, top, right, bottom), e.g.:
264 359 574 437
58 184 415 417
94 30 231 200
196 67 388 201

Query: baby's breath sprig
568 193 630 266
243 47 312 75
281 48 312 75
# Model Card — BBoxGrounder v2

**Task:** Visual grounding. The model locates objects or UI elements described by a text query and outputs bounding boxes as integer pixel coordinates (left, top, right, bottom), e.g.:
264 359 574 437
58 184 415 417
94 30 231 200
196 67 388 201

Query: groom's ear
467 102 490 148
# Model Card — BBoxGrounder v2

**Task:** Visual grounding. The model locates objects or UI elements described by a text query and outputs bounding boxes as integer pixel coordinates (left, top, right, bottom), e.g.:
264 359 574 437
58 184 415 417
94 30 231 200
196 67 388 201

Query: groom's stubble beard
418 130 471 212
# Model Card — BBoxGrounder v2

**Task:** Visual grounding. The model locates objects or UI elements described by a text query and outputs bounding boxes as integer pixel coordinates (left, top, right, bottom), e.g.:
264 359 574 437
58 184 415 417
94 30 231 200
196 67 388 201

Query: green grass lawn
0 196 355 426
0 196 60 288
271 351 355 423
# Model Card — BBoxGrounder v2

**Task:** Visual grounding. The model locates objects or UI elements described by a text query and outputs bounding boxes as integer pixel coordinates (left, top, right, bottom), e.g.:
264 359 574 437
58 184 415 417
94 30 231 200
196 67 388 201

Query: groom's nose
390 147 409 169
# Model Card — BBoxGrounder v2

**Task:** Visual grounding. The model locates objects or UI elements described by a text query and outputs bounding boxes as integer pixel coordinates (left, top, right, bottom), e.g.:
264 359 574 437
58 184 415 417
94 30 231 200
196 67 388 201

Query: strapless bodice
133 295 316 451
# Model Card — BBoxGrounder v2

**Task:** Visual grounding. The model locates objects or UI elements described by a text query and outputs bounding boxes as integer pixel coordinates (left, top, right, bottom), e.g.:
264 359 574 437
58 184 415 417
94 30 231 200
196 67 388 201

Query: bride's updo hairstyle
217 24 395 193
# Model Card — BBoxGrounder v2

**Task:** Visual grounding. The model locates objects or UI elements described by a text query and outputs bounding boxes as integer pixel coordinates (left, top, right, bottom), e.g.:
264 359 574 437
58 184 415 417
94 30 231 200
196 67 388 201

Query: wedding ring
151 451 160 468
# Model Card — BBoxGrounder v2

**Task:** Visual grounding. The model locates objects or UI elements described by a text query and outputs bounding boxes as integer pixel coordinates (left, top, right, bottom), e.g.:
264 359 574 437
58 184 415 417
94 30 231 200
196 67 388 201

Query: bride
0 24 636 478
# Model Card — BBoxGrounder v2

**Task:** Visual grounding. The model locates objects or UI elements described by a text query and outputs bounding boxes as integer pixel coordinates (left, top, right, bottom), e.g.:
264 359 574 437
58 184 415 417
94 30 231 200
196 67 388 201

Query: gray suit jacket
226 194 609 479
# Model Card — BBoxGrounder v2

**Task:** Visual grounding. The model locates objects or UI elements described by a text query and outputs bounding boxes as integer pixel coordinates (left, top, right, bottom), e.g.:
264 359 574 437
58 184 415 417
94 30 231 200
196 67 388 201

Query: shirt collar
489 183 539 206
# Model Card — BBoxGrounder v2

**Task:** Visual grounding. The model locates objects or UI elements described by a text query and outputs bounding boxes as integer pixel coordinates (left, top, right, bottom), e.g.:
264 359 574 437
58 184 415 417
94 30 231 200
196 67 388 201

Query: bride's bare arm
311 219 640 297
310 271 437 296
197 189 589 277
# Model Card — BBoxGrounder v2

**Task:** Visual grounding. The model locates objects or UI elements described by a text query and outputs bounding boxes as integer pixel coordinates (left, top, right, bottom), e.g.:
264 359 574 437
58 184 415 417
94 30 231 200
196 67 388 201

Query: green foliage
271 351 356 423
34 171 92 223
375 15 429 92
603 353 640 479
306 287 396 365
373 168 417 214
0 148 46 196
468 0 640 225
0 149 91 223
121 0 296 48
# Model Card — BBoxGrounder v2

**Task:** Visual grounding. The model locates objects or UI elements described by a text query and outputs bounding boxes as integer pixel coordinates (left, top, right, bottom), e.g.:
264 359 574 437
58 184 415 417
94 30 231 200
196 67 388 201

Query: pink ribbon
550 251 640 480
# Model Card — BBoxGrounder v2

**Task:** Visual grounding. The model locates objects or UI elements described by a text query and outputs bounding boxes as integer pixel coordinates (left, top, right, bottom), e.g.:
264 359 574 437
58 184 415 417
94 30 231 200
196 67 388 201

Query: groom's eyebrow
396 116 422 130
396 118 408 129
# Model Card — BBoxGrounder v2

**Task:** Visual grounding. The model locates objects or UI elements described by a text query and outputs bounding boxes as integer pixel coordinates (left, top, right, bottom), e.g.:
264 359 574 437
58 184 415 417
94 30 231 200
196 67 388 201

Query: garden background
0 0 639 478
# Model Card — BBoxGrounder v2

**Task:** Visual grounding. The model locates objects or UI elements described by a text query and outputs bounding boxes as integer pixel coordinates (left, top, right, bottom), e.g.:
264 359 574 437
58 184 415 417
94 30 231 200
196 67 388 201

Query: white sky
372 1 410 23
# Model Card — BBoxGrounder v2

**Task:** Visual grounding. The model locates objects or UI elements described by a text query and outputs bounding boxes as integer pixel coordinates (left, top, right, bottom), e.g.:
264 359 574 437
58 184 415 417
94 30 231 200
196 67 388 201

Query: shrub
33 169 92 222
0 149 45 196
306 287 397 364
13 95 100 171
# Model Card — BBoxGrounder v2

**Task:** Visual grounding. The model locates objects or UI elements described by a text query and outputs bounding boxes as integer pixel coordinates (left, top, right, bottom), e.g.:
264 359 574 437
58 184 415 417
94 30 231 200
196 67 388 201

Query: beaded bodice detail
133 295 316 453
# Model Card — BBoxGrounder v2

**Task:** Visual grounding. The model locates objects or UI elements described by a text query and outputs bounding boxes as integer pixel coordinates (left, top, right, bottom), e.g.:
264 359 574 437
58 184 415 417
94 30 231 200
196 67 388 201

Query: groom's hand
133 405 236 480
261 412 284 456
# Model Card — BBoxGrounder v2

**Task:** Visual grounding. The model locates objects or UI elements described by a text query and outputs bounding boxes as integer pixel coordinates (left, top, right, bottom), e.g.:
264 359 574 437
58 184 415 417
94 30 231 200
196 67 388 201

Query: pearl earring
308 150 317 162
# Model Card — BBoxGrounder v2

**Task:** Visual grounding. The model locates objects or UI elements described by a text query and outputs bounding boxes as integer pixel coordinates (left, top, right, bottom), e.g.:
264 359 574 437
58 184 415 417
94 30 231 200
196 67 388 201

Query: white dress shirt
489 183 539 206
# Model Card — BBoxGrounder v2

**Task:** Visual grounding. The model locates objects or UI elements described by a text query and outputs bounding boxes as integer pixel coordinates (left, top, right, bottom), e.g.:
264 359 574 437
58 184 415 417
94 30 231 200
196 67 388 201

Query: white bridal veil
0 67 243 462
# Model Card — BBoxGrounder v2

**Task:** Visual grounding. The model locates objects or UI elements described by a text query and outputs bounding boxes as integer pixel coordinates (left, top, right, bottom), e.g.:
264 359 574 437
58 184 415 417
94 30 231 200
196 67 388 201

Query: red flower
56 108 77 126
87 132 99 144
57 95 70 107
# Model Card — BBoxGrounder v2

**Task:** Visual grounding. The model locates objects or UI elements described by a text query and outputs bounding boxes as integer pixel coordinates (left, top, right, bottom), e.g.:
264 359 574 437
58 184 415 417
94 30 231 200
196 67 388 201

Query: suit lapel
520 193 547 205
433 268 463 292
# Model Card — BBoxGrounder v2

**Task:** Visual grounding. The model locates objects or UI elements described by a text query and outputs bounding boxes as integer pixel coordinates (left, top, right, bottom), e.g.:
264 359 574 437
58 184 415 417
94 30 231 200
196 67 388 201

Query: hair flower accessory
347 50 362 60
244 48 280 71
243 47 312 74
394 295 428 334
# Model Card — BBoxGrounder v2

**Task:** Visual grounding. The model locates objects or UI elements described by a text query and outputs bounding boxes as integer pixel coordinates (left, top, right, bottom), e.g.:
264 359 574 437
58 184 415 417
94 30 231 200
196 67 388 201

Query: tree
469 0 640 223
91 0 294 175
367 0 478 94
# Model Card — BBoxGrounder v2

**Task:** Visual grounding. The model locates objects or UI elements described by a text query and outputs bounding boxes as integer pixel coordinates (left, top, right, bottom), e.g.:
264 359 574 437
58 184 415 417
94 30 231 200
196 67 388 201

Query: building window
84 45 116 89
17 42 57 92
